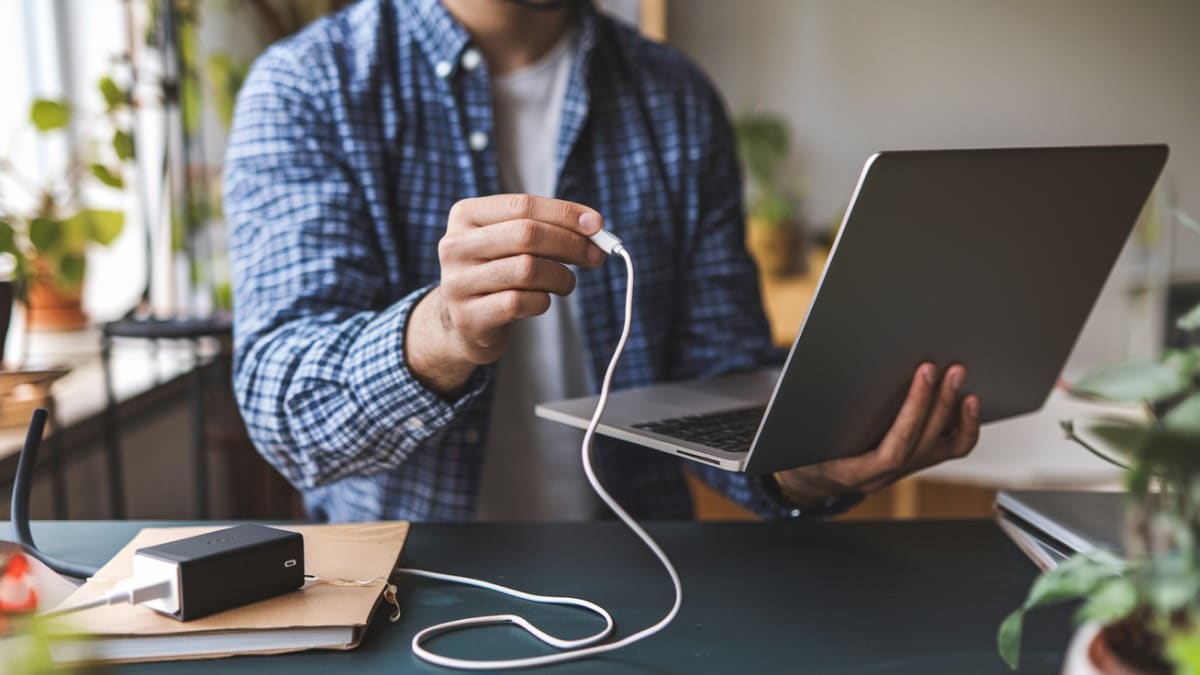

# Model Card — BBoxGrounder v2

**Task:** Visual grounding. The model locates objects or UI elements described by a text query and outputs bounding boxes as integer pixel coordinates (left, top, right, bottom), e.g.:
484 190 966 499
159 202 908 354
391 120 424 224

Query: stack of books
995 490 1123 570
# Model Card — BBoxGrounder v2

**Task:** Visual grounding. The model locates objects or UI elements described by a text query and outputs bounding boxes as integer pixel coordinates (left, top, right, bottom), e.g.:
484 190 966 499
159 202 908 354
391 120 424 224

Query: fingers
916 365 967 450
455 290 553 345
773 366 984 503
449 194 602 236
949 395 981 459
452 218 604 268
875 363 938 466
436 195 607 366
452 255 577 297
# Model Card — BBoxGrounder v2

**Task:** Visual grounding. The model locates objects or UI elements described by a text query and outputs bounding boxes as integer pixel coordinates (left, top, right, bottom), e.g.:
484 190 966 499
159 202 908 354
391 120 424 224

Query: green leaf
1164 393 1200 436
1087 420 1148 457
182 74 202 135
1074 577 1137 625
90 164 124 189
82 209 123 246
207 53 249 130
1141 552 1200 613
57 254 85 289
1074 359 1190 403
1167 625 1200 675
60 213 90 251
997 608 1024 669
997 552 1128 670
30 99 70 131
29 217 62 253
1163 348 1200 377
0 220 15 254
213 280 233 311
750 192 795 225
1025 552 1126 607
113 129 135 161
98 75 123 109
1179 303 1200 332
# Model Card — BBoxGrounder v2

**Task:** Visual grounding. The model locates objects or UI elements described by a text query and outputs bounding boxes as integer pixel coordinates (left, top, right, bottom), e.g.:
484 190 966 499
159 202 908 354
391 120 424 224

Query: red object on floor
0 552 39 613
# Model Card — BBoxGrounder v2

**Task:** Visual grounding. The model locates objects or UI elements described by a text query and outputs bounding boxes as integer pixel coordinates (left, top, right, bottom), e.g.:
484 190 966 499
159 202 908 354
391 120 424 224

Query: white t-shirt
475 29 600 521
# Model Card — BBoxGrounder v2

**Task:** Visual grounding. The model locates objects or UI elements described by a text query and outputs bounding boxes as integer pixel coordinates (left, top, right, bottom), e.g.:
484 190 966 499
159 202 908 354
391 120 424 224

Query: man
225 0 981 523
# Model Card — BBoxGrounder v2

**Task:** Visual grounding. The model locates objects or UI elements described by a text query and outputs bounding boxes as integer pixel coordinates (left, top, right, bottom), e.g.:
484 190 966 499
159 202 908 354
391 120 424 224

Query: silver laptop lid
745 145 1167 474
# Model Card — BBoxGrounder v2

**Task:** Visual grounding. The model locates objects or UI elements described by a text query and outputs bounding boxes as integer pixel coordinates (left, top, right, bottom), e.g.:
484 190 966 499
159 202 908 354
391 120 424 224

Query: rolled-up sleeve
224 45 487 490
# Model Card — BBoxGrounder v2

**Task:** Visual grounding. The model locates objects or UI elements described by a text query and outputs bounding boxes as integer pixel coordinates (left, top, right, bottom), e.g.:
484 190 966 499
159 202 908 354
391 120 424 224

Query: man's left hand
773 363 980 509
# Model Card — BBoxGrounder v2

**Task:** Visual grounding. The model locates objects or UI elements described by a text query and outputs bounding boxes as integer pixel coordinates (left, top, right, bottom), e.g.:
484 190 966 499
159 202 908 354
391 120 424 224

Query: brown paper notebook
47 521 409 664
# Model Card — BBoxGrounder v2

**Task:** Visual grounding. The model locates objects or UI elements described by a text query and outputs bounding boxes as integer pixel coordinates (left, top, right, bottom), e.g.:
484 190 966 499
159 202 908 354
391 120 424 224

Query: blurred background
0 0 1196 522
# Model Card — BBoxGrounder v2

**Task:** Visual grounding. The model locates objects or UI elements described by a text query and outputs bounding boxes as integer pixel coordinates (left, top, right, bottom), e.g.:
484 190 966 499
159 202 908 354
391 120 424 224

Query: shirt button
406 417 425 431
468 131 488 152
461 48 482 71
790 508 802 518
434 60 453 79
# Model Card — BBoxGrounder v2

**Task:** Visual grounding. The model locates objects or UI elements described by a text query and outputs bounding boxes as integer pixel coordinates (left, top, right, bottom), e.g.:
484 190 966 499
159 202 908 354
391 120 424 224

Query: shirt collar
399 0 599 78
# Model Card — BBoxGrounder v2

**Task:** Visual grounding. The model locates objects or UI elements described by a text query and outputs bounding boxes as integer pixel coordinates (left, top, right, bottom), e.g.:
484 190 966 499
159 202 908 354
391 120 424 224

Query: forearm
234 285 490 489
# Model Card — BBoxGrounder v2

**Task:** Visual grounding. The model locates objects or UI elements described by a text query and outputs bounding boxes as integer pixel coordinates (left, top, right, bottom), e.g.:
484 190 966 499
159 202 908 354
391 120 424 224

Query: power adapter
47 524 305 621
134 524 304 621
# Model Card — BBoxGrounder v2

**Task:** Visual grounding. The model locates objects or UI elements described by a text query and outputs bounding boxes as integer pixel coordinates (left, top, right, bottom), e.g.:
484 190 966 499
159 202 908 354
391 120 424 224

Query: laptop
536 145 1169 474
996 490 1124 558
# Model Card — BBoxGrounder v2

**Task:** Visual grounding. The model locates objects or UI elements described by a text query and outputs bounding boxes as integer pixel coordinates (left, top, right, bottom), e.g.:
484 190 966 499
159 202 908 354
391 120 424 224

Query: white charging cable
41 578 173 619
396 237 682 669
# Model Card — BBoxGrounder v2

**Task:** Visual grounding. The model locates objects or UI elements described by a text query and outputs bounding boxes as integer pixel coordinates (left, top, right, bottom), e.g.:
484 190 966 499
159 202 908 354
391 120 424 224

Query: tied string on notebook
304 574 401 622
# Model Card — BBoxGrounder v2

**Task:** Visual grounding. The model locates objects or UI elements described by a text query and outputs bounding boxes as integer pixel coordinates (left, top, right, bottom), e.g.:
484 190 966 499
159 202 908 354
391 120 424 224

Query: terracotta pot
1062 623 1167 675
26 277 87 331
746 219 800 277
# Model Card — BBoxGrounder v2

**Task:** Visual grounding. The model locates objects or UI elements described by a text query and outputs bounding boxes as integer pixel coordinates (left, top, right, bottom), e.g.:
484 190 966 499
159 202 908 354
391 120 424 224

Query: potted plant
998 219 1200 673
734 114 804 277
0 81 129 331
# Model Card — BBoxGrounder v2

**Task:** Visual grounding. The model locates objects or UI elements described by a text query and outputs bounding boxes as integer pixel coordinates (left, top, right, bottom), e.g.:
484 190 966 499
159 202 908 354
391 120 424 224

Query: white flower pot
1062 622 1159 675
1062 623 1104 675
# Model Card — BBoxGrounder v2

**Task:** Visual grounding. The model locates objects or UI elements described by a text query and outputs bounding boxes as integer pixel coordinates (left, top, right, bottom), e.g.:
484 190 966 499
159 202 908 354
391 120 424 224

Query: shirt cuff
755 473 865 519
345 283 490 449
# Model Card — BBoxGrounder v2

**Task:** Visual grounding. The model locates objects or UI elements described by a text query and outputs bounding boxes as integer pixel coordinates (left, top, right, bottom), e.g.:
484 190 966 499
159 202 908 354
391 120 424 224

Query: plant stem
1064 428 1131 470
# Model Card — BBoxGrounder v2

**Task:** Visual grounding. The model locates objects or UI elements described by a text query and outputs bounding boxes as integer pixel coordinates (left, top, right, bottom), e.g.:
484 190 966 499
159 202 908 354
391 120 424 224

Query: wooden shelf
758 248 829 348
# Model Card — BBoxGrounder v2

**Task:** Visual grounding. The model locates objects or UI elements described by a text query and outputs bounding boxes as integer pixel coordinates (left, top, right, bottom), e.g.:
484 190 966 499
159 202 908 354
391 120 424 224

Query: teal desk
8 520 1070 673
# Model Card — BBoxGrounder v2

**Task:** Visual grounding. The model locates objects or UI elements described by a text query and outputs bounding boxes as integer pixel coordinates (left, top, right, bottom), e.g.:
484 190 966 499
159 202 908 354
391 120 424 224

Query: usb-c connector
589 229 624 256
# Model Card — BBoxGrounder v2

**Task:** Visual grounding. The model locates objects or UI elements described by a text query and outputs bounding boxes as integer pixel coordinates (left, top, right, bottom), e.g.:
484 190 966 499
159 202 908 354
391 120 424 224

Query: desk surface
15 520 1071 674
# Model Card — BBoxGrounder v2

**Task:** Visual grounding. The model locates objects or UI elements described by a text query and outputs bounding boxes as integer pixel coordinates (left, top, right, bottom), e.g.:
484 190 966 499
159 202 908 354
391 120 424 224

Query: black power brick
132 523 305 621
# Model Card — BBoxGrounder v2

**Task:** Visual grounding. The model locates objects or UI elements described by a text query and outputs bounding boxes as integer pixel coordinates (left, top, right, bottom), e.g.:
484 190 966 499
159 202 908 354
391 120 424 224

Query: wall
668 0 1200 371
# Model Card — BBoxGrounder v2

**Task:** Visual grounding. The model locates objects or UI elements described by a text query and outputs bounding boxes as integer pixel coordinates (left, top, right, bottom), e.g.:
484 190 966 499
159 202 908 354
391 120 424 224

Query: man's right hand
405 194 607 396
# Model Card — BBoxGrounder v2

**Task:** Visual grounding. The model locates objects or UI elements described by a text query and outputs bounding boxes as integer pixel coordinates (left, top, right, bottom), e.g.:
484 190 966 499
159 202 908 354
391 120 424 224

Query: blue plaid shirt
226 0 835 522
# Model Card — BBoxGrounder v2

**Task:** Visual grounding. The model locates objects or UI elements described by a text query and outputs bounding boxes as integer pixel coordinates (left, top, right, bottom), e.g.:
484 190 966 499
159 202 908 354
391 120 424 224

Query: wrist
771 471 865 517
405 287 476 397
772 470 844 511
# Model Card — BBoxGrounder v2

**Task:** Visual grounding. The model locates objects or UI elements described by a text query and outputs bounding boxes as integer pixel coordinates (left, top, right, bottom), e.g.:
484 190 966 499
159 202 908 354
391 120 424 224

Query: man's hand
406 194 606 396
774 363 981 509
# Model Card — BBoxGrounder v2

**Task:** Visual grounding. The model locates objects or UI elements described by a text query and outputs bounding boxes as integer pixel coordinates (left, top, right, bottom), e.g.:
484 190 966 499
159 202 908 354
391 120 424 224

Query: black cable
10 408 99 580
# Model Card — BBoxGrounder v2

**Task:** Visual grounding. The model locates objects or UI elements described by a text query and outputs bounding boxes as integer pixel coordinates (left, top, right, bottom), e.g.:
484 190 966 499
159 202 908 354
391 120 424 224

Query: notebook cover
46 521 408 663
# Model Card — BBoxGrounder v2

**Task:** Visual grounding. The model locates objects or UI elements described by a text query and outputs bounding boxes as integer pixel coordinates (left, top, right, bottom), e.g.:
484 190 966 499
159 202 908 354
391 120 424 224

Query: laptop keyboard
632 406 765 454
